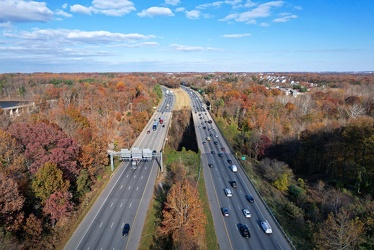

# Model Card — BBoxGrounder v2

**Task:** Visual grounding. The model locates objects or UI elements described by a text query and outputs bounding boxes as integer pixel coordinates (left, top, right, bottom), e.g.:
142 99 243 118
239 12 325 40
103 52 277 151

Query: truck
159 117 164 124
152 120 158 131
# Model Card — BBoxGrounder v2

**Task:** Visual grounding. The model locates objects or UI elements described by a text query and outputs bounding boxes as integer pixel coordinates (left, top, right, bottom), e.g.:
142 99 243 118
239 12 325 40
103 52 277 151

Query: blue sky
0 0 373 73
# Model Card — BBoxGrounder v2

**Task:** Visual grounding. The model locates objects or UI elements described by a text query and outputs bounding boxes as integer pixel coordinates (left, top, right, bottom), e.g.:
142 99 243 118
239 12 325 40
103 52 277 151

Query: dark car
239 224 250 238
218 153 223 157
231 181 237 188
203 141 207 145
214 141 218 145
245 194 254 203
147 130 150 134
162 124 165 127
208 164 213 168
221 207 229 217
203 126 206 129
227 159 233 164
221 147 226 151
122 223 130 236
211 150 215 155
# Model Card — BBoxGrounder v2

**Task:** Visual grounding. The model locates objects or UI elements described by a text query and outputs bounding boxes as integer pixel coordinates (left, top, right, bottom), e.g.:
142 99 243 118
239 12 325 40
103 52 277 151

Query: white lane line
120 203 123 208
141 176 143 179
129 203 132 208
134 175 137 179
111 222 114 228
110 203 113 207
120 185 123 189
136 187 139 191
126 174 129 178
128 186 131 190
99 222 103 227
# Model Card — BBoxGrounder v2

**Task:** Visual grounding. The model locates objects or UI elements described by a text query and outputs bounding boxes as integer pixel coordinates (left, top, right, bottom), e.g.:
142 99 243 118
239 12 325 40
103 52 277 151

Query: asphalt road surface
184 86 292 250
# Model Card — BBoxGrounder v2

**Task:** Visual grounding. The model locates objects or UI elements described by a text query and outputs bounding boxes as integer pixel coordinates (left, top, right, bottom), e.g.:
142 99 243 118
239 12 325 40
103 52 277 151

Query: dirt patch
172 88 191 111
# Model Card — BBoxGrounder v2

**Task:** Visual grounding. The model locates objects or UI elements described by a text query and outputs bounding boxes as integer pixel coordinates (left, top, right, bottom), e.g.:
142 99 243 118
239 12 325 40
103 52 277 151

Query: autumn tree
314 209 365 250
0 173 25 233
43 191 73 227
32 162 70 204
7 122 80 178
24 213 43 243
159 179 207 249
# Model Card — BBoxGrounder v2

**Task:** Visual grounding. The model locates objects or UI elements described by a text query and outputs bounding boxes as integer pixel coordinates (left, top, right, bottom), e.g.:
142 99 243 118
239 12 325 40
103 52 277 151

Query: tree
7 122 80 178
314 209 364 250
159 179 207 249
32 162 70 203
0 173 25 232
43 191 73 227
24 213 43 242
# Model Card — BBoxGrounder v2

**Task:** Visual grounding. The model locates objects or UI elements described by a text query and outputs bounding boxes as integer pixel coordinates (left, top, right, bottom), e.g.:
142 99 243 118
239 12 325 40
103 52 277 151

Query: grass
138 149 218 250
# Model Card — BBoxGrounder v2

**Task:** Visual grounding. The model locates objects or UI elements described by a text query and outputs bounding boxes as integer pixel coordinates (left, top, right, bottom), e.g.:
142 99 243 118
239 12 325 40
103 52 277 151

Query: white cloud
0 0 54 23
223 33 251 38
62 3 68 9
197 1 224 9
55 10 73 18
137 7 174 17
111 42 160 48
175 7 185 12
70 0 135 16
186 10 201 19
273 13 297 22
221 0 284 23
70 4 95 15
170 44 219 52
4 29 156 44
165 0 180 6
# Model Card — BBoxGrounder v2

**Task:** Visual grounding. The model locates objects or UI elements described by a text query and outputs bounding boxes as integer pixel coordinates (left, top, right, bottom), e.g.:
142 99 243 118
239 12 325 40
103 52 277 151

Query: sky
0 0 373 73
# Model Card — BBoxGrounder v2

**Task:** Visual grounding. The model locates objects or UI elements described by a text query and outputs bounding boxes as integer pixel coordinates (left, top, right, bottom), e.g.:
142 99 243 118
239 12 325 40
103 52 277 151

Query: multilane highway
64 88 174 250
183 86 292 250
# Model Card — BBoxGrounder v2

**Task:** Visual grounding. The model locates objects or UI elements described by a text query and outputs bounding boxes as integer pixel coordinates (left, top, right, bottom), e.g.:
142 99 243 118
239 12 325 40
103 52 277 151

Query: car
214 141 218 145
211 150 215 155
239 224 250 238
202 141 207 145
208 164 213 168
198 126 201 128
208 120 212 124
224 188 232 197
203 126 206 129
214 134 219 138
242 208 251 218
147 130 150 134
218 153 223 157
206 137 211 141
245 194 254 203
221 147 226 151
227 159 232 164
261 221 272 234
122 223 130 236
231 181 237 188
221 207 229 216
209 133 213 137
162 124 165 127
208 128 211 131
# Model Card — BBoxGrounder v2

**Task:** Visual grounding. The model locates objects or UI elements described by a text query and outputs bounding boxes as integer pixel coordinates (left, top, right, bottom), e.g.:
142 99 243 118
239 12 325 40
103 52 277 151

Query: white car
224 188 232 197
261 221 272 234
242 208 251 218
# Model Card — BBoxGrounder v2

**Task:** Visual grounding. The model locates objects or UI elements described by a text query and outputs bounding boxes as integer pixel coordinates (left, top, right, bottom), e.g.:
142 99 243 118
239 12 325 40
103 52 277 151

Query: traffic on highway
184 86 292 250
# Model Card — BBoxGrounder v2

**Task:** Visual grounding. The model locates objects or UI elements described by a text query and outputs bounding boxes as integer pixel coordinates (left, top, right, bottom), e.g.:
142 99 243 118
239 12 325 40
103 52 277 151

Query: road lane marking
129 203 132 208
136 187 139 190
99 222 103 227
74 162 128 250
110 203 113 207
120 203 122 208
126 175 129 178
134 175 136 178
128 186 131 190
120 185 123 189
111 222 114 228
141 176 143 179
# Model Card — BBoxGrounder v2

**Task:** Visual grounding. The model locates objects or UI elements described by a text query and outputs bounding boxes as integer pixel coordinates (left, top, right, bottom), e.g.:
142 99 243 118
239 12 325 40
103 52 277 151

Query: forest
0 72 373 249
0 73 161 249
181 72 373 249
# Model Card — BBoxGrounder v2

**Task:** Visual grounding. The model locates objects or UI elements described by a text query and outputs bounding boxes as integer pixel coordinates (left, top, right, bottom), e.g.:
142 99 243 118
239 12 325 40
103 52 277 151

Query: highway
64 88 175 250
183 87 292 250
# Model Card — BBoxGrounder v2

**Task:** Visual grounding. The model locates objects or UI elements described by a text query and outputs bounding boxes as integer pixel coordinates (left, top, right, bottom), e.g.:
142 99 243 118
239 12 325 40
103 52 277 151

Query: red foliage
7 122 80 177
